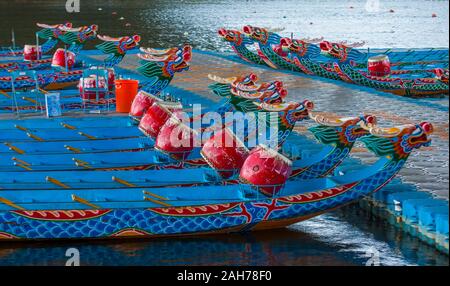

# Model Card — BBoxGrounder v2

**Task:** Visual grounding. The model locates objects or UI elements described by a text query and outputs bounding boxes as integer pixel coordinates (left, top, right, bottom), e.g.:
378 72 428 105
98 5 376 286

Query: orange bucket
115 79 139 113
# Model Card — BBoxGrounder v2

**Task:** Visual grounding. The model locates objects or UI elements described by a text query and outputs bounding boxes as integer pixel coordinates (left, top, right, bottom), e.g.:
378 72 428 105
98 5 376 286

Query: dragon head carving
242 25 270 45
218 28 248 46
360 121 433 159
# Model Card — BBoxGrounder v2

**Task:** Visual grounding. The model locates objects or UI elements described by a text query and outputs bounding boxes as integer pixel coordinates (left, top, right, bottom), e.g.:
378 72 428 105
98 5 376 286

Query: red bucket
115 79 139 113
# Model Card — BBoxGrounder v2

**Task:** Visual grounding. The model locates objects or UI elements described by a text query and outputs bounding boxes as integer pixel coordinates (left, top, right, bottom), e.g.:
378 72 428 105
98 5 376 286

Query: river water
0 0 448 266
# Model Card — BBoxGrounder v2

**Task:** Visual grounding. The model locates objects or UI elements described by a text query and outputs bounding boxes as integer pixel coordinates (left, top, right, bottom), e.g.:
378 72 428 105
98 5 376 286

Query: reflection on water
0 206 447 266
0 0 449 50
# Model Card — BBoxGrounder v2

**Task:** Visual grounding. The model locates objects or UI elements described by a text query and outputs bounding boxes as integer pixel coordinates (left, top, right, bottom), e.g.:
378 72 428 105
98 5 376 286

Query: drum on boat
155 117 196 160
23 45 42 61
201 128 249 178
239 144 292 196
129 91 160 121
51 48 76 70
138 101 183 139
368 55 391 77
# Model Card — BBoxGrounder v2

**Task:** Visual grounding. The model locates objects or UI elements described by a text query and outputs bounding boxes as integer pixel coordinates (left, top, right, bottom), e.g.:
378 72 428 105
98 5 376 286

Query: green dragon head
360 121 433 160
309 114 377 147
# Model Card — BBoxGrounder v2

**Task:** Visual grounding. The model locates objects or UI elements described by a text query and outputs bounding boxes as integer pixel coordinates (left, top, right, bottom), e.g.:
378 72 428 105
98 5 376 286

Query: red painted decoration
201 128 249 178
273 44 287 57
239 145 292 196
139 102 182 139
368 55 391 77
23 45 42 61
155 117 195 160
319 41 332 52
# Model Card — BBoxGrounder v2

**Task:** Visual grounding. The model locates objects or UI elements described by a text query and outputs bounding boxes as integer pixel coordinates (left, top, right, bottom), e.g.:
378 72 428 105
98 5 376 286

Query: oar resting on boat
0 114 132 130
0 121 433 241
0 126 141 142
0 137 154 155
0 114 375 187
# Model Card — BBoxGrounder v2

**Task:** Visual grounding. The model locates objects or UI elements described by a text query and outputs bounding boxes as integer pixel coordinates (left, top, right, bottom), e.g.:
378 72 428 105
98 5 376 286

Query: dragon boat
0 119 433 240
0 23 98 74
220 26 449 97
0 31 140 92
0 22 73 58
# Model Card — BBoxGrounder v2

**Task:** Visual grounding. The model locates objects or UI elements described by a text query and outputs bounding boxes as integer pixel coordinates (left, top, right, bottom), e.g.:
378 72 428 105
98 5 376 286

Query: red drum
368 55 391 77
138 101 182 139
155 117 195 160
201 128 249 178
51 48 76 70
129 91 160 121
78 77 107 100
239 145 292 196
23 45 42 61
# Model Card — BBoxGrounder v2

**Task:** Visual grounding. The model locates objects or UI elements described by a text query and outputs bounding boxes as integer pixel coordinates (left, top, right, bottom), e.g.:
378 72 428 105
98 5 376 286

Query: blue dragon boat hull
0 140 431 241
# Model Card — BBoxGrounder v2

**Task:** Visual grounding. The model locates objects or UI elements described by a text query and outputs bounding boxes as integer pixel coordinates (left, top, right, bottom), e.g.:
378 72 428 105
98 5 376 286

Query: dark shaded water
0 0 448 266
1 0 448 50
